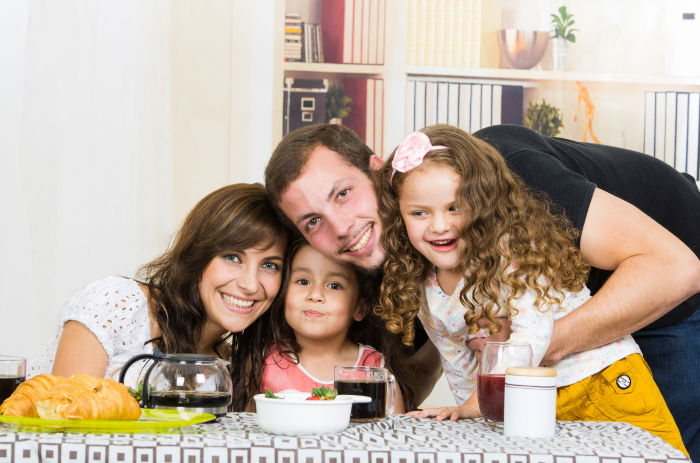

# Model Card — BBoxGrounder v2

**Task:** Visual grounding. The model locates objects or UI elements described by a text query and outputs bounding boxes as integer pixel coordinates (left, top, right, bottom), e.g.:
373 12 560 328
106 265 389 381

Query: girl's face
398 161 466 274
198 240 286 340
284 245 364 344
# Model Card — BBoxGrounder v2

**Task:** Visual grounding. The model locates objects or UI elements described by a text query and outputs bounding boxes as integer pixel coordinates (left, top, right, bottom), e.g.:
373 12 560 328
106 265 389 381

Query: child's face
284 245 364 343
398 161 466 273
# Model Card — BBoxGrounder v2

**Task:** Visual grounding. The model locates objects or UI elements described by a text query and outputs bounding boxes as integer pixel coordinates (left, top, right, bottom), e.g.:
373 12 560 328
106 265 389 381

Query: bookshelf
271 1 700 179
278 0 392 155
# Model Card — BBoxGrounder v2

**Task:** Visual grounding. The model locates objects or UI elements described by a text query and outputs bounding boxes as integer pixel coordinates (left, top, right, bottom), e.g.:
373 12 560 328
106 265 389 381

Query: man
265 123 700 458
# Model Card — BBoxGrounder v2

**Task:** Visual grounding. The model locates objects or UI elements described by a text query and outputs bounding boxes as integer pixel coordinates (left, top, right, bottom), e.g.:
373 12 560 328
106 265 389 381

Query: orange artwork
573 81 601 143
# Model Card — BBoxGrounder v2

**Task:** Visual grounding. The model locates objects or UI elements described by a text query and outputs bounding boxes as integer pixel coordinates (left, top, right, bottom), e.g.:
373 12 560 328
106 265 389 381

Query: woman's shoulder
75 275 144 298
61 276 148 323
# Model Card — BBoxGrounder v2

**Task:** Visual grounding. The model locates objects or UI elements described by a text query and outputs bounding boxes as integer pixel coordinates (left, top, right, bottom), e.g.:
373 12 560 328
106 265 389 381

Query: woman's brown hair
376 125 589 346
138 183 289 411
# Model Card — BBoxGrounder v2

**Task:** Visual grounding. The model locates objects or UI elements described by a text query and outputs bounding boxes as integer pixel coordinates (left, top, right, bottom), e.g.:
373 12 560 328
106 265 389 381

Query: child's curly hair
376 124 589 346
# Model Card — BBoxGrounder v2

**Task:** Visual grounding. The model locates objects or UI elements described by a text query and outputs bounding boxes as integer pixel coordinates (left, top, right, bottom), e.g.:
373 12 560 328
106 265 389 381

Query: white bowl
253 392 370 436
498 29 550 69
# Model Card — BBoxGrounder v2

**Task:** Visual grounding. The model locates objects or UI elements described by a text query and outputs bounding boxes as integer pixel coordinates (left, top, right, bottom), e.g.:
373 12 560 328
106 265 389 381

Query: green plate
0 409 216 432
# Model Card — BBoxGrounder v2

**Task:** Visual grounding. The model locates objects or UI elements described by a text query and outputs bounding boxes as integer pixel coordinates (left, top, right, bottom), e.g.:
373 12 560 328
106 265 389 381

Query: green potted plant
523 99 564 137
325 83 351 124
550 6 578 71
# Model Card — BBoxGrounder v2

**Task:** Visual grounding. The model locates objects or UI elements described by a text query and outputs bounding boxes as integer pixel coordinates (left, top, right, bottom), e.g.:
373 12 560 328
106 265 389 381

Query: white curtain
0 1 174 360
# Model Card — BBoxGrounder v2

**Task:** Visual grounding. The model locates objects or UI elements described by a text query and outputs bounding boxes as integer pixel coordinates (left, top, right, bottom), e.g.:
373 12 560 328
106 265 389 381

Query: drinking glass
334 366 395 421
0 356 26 404
477 342 532 422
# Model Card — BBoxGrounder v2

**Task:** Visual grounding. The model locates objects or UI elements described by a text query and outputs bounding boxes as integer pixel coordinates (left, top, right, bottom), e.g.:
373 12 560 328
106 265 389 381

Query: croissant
35 374 141 421
0 373 62 417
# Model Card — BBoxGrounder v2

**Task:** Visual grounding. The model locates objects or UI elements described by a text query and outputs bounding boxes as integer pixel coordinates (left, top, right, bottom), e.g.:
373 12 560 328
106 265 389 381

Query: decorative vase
551 37 568 71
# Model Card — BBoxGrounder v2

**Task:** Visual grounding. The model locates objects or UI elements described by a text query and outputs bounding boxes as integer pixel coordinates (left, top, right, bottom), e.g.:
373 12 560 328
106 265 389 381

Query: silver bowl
498 29 550 70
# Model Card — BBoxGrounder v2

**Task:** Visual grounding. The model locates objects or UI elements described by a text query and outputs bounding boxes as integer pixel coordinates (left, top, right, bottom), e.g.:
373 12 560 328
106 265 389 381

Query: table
0 414 689 463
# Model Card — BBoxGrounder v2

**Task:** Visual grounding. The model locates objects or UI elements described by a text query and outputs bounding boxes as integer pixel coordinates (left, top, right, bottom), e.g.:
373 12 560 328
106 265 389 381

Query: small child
375 125 686 455
262 241 406 413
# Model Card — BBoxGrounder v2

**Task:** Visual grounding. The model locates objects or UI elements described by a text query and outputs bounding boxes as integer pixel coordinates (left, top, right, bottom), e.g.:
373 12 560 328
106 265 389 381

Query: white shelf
284 62 385 76
405 66 700 87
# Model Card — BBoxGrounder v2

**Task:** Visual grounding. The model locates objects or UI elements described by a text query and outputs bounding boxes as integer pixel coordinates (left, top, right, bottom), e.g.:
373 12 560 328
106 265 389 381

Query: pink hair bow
391 131 446 177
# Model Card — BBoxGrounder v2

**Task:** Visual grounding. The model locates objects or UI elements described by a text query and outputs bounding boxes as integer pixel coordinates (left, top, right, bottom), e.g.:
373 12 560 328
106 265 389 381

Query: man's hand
466 317 513 362
407 392 480 421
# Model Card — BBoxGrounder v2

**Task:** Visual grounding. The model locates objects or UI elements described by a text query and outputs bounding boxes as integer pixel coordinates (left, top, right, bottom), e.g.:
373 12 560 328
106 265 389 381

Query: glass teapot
119 351 233 416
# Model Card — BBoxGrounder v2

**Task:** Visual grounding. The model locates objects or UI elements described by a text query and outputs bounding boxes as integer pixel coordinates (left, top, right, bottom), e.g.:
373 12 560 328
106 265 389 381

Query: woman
31 183 289 411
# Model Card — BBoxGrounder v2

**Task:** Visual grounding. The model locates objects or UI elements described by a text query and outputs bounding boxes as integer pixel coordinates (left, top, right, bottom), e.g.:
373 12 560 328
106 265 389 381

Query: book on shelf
321 0 352 63
643 90 700 180
284 10 323 63
407 0 482 67
688 93 700 180
284 12 304 62
343 77 384 153
675 92 689 174
320 0 384 64
643 92 655 156
406 79 523 134
664 91 677 168
654 92 666 160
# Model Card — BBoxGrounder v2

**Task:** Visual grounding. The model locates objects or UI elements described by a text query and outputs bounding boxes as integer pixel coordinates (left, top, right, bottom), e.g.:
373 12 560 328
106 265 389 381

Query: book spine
688 92 700 180
447 83 460 126
436 81 449 123
425 81 438 126
320 0 345 63
654 92 666 161
664 91 677 167
406 79 417 133
343 0 354 63
458 83 472 131
375 79 384 155
643 91 655 155
675 92 689 174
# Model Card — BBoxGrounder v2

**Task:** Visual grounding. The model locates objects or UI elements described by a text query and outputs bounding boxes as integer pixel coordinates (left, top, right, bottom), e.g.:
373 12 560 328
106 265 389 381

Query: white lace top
29 276 154 383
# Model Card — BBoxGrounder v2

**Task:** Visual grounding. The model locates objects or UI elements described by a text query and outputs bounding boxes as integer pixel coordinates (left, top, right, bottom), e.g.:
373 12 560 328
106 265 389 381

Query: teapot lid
160 353 219 363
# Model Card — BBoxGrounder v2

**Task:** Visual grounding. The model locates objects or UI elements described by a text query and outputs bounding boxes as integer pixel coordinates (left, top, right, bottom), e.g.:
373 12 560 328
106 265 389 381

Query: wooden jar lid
505 366 557 377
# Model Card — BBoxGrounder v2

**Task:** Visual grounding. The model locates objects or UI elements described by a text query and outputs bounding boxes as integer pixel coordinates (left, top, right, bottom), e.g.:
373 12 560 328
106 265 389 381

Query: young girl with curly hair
376 124 685 454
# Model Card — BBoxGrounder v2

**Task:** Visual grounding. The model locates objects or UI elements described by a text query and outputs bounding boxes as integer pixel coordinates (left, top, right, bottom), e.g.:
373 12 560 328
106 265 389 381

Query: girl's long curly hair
376 125 589 346
137 183 289 411
268 239 418 410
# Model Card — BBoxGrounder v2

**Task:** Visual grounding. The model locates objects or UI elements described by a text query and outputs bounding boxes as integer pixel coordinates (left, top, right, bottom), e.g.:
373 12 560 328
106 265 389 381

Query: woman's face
199 240 286 339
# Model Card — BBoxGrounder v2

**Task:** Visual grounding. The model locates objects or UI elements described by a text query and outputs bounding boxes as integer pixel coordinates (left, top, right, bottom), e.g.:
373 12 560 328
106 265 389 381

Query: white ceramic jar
503 366 557 438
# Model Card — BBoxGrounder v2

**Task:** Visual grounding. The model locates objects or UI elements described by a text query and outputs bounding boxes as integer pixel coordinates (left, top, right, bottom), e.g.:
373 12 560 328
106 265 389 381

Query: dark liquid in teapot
149 391 230 416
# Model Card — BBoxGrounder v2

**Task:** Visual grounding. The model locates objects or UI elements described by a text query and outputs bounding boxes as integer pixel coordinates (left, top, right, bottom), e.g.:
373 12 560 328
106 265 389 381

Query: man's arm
542 187 700 364
406 339 443 407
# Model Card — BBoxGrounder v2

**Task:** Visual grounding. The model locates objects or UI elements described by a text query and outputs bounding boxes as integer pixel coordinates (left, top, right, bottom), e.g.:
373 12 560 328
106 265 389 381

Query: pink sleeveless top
261 344 384 393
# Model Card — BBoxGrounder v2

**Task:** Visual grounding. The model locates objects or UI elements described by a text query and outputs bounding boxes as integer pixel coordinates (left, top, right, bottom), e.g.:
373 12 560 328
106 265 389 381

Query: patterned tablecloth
0 413 689 463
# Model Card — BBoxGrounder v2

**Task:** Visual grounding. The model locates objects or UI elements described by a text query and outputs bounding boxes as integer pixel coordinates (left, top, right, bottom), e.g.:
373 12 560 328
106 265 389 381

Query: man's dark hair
264 123 375 209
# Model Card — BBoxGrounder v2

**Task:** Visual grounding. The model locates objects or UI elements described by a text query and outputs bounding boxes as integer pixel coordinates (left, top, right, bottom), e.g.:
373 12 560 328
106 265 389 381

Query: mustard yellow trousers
557 354 687 456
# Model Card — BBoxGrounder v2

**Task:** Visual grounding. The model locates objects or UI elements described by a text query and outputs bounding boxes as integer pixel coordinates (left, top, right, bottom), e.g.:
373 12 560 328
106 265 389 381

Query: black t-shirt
474 124 700 329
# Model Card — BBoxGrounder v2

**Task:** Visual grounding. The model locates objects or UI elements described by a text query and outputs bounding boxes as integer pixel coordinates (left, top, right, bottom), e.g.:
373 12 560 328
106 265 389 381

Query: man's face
278 145 386 271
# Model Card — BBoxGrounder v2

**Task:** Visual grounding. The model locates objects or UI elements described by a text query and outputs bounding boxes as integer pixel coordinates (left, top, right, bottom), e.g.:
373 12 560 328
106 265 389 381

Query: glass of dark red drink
477 342 532 423
0 356 26 406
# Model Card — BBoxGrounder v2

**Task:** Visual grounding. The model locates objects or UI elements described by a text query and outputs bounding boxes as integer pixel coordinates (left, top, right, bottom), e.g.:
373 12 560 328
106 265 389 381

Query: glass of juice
0 356 26 405
477 342 532 423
